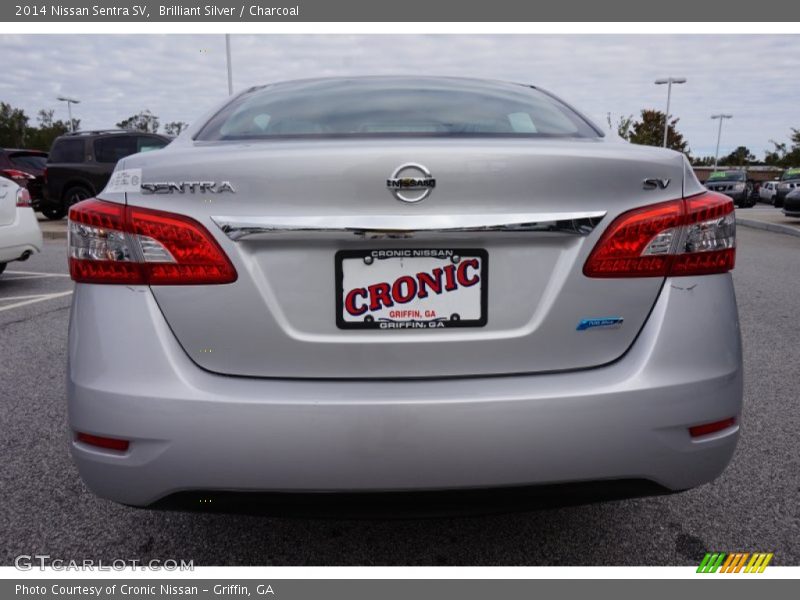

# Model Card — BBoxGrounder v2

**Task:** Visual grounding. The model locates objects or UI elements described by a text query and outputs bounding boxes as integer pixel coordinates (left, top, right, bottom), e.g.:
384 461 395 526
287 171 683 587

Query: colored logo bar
697 552 773 573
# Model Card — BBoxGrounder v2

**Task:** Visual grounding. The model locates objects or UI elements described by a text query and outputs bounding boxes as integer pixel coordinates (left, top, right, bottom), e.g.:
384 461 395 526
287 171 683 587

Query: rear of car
704 170 753 207
774 168 800 207
66 77 742 508
0 148 48 205
782 188 800 217
0 176 43 275
44 131 170 220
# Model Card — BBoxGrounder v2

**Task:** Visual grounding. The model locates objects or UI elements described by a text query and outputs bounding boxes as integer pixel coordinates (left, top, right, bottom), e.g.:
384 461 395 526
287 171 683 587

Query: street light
654 77 686 148
711 114 733 171
57 96 80 132
225 34 233 95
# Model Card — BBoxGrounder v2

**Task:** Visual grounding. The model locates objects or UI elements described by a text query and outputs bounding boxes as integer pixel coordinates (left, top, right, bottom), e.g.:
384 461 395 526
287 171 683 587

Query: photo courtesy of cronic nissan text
0 1 799 594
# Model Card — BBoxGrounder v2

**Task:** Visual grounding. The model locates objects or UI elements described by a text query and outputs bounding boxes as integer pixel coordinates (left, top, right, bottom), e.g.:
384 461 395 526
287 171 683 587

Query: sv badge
643 178 671 190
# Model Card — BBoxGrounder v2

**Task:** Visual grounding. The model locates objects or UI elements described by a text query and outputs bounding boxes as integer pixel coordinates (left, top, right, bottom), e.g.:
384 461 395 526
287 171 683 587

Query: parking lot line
0 290 73 312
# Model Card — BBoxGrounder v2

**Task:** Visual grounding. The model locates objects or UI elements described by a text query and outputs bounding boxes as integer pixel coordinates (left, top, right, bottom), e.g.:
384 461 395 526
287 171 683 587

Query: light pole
225 34 233 95
711 114 733 171
57 96 80 132
654 77 686 148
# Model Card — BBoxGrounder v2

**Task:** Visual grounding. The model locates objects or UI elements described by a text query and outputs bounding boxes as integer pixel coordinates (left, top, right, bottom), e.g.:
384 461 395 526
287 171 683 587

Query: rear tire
41 205 67 220
63 185 93 210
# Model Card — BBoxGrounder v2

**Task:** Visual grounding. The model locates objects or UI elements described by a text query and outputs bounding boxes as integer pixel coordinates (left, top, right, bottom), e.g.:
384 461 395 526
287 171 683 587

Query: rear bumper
0 207 43 264
726 191 748 204
68 275 743 507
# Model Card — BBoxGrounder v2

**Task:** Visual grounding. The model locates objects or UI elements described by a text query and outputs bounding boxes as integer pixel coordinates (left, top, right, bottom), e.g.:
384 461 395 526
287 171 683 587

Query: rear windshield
10 153 47 170
196 78 600 141
707 171 745 182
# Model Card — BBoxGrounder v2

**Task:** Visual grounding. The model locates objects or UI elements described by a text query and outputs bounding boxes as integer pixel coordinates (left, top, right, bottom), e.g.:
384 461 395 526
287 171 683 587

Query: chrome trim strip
212 212 606 241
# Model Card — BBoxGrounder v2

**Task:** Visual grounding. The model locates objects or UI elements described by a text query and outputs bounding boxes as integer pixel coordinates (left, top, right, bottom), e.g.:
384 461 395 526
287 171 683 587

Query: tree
719 146 756 167
24 109 76 151
764 131 800 167
0 102 79 151
615 114 635 141
0 102 30 147
116 109 160 133
163 121 189 136
628 109 690 155
692 155 716 167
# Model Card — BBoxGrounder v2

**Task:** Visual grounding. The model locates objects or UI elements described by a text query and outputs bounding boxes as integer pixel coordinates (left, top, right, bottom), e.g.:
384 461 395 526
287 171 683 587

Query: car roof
0 148 48 154
55 130 169 140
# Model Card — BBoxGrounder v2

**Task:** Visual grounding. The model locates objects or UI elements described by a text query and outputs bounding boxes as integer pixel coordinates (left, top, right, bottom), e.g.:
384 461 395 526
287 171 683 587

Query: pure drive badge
576 317 624 331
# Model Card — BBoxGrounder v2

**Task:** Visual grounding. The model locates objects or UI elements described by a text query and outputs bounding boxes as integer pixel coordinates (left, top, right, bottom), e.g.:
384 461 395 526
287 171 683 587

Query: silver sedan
65 77 742 508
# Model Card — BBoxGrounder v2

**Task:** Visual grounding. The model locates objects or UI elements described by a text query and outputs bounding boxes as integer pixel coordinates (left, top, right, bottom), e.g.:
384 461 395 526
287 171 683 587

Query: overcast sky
0 34 797 157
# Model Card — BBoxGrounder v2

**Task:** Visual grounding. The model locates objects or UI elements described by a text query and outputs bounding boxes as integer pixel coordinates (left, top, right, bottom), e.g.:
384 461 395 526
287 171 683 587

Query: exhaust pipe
18 250 32 262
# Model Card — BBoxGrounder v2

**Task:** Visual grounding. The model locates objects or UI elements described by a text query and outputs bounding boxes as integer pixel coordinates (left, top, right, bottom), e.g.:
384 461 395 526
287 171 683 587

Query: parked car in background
704 170 755 207
43 130 170 220
759 180 779 204
782 187 800 218
67 76 742 508
0 176 42 276
0 148 48 208
774 168 800 208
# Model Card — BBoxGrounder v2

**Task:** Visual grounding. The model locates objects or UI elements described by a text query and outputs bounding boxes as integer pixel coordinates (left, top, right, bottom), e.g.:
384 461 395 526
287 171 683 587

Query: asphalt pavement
0 228 798 566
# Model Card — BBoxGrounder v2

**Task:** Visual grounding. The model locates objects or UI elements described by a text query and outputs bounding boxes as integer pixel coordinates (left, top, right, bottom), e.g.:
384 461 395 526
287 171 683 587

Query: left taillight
68 198 237 285
16 188 32 207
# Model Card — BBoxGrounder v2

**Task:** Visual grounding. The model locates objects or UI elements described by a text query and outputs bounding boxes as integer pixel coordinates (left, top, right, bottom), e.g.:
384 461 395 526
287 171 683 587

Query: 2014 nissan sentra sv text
66 77 742 508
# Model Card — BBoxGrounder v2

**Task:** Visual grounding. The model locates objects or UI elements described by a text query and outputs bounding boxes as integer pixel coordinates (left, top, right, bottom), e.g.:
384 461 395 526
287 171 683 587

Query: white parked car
0 176 43 276
759 180 779 204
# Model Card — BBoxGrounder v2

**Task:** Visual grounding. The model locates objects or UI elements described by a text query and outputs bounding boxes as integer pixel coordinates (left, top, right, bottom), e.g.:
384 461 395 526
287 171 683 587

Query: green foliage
628 109 690 155
719 146 756 167
116 109 160 133
0 102 30 147
692 155 716 167
0 102 78 151
163 121 189 136
764 130 800 167
613 114 635 141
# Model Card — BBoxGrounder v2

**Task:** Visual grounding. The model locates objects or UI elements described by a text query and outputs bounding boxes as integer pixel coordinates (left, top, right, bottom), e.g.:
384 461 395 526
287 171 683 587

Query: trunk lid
121 138 684 379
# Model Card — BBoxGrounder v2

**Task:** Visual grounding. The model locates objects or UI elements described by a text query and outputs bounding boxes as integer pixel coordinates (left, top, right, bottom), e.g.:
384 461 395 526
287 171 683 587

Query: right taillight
584 191 735 278
68 198 237 285
16 188 32 208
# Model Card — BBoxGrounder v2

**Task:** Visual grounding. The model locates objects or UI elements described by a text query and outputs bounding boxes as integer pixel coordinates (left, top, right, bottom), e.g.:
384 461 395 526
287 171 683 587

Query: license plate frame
335 248 488 330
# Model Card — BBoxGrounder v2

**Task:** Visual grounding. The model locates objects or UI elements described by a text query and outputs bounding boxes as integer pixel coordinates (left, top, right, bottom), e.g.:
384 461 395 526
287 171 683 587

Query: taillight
584 192 735 278
68 198 237 285
1 168 35 182
16 188 32 208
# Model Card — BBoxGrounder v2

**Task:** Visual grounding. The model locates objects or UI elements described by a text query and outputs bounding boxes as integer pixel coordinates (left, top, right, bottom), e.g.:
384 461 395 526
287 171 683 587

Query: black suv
43 130 170 219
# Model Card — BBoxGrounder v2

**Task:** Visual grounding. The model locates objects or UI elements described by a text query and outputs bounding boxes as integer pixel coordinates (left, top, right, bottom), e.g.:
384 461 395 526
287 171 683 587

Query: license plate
336 249 488 330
